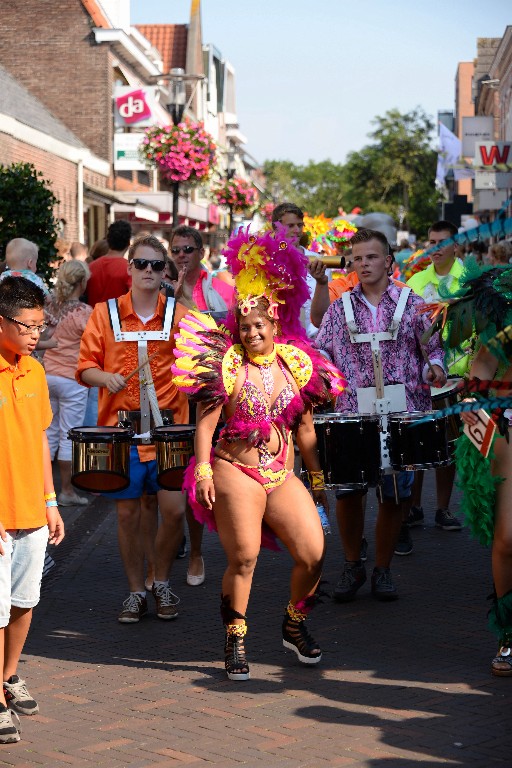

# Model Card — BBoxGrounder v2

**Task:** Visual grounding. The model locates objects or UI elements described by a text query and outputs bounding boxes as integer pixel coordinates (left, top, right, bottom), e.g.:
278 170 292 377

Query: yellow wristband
309 471 325 491
44 492 57 501
194 462 213 482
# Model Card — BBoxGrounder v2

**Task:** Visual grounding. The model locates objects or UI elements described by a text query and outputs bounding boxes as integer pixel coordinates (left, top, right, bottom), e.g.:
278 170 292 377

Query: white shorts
46 374 88 461
0 526 49 627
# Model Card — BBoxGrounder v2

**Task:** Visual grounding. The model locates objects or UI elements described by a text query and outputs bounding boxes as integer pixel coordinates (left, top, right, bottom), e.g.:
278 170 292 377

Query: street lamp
168 68 186 228
226 148 237 234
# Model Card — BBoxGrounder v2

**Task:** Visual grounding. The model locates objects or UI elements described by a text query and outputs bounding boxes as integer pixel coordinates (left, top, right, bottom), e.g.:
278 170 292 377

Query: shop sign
114 86 158 127
114 133 147 171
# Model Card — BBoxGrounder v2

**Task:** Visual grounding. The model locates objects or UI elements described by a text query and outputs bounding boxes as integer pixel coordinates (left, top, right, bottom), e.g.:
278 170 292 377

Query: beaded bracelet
45 500 59 507
194 462 213 482
44 492 57 501
309 470 326 491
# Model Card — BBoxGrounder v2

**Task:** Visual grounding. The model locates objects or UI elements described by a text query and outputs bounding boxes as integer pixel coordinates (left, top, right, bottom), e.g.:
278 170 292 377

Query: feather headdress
222 226 310 341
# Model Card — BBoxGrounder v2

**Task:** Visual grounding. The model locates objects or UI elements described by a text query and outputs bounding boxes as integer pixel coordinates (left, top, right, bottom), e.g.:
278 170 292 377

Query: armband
194 462 213 482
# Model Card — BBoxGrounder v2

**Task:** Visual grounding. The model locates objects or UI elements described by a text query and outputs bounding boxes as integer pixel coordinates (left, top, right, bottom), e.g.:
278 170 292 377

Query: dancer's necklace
247 346 277 398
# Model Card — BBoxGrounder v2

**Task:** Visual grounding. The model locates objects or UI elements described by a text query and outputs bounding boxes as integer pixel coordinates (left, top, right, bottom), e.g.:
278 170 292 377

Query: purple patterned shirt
314 280 444 413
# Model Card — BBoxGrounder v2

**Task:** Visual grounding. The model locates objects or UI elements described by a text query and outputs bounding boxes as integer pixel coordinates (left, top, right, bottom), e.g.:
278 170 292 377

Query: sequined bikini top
233 357 295 426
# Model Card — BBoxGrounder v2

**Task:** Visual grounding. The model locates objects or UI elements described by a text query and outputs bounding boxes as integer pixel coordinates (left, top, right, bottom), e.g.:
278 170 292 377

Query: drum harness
108 297 175 445
341 288 411 476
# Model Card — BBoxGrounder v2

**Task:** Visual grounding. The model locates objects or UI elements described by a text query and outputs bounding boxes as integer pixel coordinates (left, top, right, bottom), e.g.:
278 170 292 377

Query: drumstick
107 352 159 395
420 346 438 380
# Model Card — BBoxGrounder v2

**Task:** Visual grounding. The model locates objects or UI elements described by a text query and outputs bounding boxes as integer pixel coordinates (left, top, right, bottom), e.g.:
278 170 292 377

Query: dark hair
209 254 221 270
127 234 167 262
170 225 203 250
106 220 132 251
234 296 276 326
428 220 458 238
165 256 178 280
350 228 391 256
0 275 45 316
271 202 304 224
88 238 109 261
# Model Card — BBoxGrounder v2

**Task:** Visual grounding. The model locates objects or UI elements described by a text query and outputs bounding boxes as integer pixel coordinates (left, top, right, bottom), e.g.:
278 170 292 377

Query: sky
130 0 511 166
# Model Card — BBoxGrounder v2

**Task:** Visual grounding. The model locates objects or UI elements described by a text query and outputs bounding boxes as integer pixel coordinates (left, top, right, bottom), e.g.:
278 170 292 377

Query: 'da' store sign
114 86 159 128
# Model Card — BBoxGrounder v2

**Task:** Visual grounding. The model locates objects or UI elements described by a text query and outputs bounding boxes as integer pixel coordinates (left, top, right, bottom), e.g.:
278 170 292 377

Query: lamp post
167 68 186 228
226 148 237 234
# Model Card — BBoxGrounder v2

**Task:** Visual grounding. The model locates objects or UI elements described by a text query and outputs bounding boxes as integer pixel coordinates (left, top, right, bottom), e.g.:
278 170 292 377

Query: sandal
491 637 512 677
225 623 250 680
282 601 322 665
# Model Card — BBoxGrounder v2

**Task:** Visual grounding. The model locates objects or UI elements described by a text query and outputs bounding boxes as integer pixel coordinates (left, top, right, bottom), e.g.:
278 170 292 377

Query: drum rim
151 424 196 440
387 411 436 421
71 468 131 492
313 412 381 423
68 426 134 441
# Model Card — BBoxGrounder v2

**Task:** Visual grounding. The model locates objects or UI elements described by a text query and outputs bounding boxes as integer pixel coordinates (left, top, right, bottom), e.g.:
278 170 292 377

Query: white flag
437 123 474 183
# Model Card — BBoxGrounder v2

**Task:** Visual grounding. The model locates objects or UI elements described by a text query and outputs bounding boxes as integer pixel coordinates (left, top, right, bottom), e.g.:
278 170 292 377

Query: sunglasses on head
170 245 199 255
131 258 166 272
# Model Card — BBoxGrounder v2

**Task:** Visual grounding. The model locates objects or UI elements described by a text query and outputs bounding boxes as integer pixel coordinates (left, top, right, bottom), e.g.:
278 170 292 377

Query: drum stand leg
378 474 399 505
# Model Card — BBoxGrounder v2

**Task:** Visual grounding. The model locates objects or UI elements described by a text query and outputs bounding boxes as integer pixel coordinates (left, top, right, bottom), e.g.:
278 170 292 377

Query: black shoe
407 505 424 527
360 537 368 562
371 567 399 601
394 523 413 556
282 611 322 665
435 508 462 531
225 624 250 681
333 561 366 603
176 535 187 559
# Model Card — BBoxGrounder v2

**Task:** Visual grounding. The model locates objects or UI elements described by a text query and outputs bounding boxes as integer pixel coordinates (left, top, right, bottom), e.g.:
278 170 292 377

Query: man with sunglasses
169 225 234 313
77 235 190 623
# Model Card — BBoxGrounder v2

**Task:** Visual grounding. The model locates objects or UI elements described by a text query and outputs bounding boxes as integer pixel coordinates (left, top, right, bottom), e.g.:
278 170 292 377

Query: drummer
406 220 471 533
314 228 446 602
76 234 190 624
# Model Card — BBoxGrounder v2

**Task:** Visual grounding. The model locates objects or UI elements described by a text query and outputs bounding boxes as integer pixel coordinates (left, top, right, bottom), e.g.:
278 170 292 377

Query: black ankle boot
221 594 250 681
282 601 322 665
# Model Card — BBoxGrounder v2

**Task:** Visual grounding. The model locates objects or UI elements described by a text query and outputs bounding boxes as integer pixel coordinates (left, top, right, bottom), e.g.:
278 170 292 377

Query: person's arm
81 367 126 394
460 346 500 426
42 432 65 545
308 260 330 328
77 304 126 393
194 401 223 510
413 295 447 387
295 407 329 513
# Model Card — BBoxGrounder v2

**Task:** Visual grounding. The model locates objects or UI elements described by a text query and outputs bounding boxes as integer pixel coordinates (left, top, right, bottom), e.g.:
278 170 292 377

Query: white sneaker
58 493 89 507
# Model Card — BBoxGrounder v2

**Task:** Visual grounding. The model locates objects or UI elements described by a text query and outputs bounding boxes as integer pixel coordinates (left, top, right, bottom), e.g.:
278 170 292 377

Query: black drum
387 412 451 471
431 378 463 443
313 413 382 489
151 424 196 491
69 426 133 492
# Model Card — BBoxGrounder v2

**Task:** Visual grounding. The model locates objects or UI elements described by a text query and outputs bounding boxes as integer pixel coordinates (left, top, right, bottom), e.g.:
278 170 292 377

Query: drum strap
107 298 175 442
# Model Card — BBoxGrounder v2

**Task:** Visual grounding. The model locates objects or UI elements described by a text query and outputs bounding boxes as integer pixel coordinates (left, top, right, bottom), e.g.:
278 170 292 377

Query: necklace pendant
260 364 274 398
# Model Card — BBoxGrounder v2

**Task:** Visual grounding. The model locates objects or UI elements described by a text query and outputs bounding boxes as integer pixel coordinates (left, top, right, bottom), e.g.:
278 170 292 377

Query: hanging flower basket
213 176 257 212
139 119 217 184
259 201 275 222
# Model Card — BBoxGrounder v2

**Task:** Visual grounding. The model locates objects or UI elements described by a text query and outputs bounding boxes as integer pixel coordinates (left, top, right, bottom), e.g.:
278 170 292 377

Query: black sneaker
371 567 399 601
3 675 38 715
407 505 424 527
360 537 368 562
176 535 187 559
333 561 366 602
435 508 462 531
0 704 20 743
394 523 413 556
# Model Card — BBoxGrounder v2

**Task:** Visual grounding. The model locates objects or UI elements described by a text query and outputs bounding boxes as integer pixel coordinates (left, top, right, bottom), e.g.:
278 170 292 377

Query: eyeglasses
1 315 48 334
170 245 199 255
131 258 166 272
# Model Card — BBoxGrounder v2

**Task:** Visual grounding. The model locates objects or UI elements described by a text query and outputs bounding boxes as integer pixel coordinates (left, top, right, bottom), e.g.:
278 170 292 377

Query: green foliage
263 159 347 217
0 162 59 280
264 107 442 238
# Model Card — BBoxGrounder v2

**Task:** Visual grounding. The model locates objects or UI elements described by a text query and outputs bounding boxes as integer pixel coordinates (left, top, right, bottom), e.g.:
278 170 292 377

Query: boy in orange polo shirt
0 276 65 743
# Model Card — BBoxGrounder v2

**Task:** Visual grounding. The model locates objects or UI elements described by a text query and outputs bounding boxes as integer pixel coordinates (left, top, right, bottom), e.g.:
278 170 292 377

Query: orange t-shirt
328 272 406 302
0 353 53 528
76 292 189 461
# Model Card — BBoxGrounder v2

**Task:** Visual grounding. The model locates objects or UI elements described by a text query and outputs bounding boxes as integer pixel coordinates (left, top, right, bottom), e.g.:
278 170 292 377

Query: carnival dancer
314 228 446 602
77 235 190 623
419 258 512 675
172 228 345 680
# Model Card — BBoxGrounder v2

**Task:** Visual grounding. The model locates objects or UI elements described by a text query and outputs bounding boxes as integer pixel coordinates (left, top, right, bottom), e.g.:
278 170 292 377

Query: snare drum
118 409 174 443
69 426 133 492
387 412 451 471
313 413 381 488
431 378 463 443
151 424 196 491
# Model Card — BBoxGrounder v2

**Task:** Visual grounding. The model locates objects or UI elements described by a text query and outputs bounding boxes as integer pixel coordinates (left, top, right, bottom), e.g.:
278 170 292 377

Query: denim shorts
0 525 48 627
102 446 160 500
335 470 414 501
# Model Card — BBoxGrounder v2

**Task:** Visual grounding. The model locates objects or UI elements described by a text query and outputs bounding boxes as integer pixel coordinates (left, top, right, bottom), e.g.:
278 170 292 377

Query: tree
0 162 59 280
263 159 347 217
342 107 441 237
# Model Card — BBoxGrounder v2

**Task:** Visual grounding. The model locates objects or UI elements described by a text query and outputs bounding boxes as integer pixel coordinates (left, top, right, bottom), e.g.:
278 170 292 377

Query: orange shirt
328 272 406 302
0 353 53 528
76 292 189 461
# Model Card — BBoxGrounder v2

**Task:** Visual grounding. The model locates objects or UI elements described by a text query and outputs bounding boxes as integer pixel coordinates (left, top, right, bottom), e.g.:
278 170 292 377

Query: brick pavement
2 473 512 767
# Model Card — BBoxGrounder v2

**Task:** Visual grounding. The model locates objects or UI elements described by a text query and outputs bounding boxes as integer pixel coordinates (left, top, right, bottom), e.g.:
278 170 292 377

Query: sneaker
394 523 413 556
371 567 398 601
360 537 368 562
118 593 148 623
435 508 462 531
0 705 20 743
152 583 180 620
58 492 89 506
3 675 38 716
333 561 367 603
176 535 187 559
407 505 424 527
